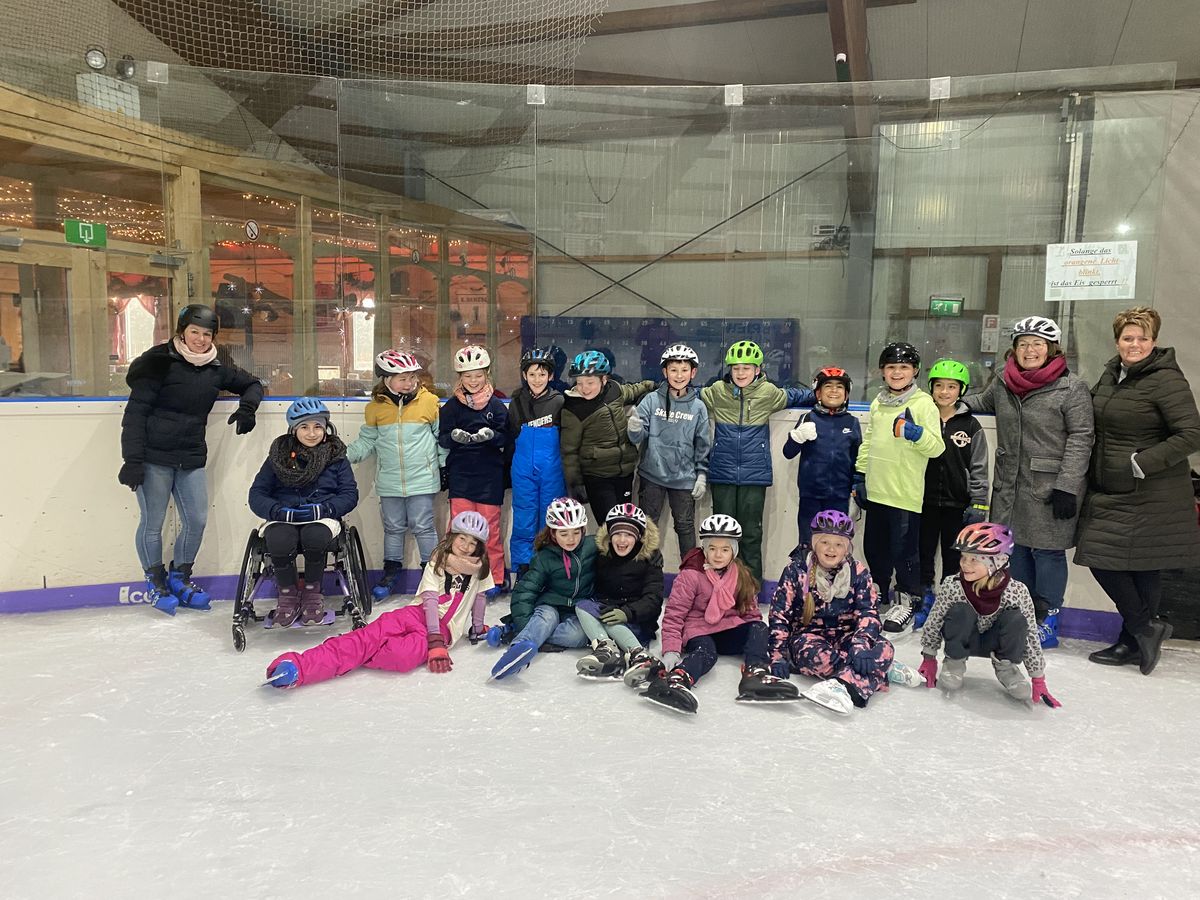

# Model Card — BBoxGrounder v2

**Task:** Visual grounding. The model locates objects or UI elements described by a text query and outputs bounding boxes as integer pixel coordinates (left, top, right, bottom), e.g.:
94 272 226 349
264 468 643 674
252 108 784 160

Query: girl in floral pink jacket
643 515 798 714
264 511 495 689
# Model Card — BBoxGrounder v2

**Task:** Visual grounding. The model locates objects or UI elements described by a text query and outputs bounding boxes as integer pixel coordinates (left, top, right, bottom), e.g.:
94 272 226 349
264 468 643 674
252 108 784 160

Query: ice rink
3 602 1199 899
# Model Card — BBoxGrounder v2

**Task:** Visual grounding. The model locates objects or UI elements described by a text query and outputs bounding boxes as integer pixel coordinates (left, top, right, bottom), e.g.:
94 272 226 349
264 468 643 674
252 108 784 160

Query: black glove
118 461 144 491
573 482 589 506
1048 489 1077 520
228 410 256 434
962 505 988 525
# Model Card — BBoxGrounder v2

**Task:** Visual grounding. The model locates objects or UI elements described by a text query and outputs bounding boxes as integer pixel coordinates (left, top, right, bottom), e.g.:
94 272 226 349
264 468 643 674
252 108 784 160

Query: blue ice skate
263 660 298 688
1038 610 1060 649
490 640 537 680
167 562 210 610
145 567 177 616
912 588 935 630
486 623 514 647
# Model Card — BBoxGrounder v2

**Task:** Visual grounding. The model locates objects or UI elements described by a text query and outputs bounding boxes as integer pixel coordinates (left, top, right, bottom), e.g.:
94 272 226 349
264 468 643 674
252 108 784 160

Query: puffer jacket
559 379 656 490
248 443 359 521
630 383 711 491
965 366 1094 549
345 387 443 497
701 374 813 486
855 386 945 513
659 547 763 655
507 385 565 478
594 522 665 637
438 393 508 505
509 535 598 631
1075 347 1200 570
121 341 262 470
783 404 861 502
767 553 880 670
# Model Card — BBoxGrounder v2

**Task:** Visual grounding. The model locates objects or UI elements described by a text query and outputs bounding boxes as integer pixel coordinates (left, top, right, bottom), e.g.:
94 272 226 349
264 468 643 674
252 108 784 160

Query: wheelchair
232 521 373 652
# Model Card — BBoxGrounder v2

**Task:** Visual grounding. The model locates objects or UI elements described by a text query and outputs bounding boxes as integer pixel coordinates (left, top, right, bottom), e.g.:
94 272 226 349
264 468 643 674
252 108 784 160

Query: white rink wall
1 397 1114 613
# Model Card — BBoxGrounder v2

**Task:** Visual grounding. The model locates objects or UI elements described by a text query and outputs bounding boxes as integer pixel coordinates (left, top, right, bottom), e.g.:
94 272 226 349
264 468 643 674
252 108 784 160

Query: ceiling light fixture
84 46 107 71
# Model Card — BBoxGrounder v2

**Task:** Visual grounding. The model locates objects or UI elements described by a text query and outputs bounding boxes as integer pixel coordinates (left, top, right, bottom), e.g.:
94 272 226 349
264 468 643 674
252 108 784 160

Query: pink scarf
172 336 217 367
454 379 494 410
1003 354 1066 398
703 565 740 624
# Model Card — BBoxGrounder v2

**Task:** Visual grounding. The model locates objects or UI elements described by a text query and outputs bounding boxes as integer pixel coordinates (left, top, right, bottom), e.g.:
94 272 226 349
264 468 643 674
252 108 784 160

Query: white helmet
660 343 699 367
1011 316 1061 344
545 497 588 530
699 514 742 541
374 349 421 377
454 345 492 372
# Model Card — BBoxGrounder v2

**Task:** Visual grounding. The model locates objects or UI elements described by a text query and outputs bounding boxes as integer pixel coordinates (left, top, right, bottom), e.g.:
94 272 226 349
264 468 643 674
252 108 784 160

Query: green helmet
928 358 970 393
725 340 764 366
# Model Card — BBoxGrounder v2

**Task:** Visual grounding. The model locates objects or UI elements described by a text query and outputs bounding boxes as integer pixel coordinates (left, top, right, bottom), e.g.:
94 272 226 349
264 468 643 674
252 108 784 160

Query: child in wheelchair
264 511 495 688
248 398 359 627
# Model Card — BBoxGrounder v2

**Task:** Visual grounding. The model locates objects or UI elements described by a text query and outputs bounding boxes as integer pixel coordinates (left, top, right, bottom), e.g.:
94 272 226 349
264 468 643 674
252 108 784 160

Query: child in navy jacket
783 367 862 549
439 344 509 590
248 399 359 627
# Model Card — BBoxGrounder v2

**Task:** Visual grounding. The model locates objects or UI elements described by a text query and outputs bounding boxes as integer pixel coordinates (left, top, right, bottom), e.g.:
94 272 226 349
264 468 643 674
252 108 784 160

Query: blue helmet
521 347 556 372
286 397 330 431
569 350 611 377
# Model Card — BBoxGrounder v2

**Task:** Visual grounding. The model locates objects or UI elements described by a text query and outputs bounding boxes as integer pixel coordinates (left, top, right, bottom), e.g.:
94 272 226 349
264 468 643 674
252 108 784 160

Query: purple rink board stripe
0 570 1124 643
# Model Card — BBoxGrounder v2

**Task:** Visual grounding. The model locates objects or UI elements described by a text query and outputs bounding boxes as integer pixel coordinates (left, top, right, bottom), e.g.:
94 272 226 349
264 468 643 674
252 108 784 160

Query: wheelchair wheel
344 526 370 629
349 526 373 617
232 531 265 652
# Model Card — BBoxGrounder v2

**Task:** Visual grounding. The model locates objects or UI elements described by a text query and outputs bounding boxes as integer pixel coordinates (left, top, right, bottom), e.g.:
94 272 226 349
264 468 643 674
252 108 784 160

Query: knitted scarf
454 380 494 410
960 570 1011 617
172 336 217 367
703 564 740 624
875 382 917 408
1003 354 1067 398
268 433 346 488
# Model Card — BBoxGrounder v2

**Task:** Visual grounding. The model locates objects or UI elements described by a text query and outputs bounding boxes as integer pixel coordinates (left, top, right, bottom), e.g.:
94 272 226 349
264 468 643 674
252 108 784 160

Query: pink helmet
374 349 421 377
952 522 1014 556
545 497 588 530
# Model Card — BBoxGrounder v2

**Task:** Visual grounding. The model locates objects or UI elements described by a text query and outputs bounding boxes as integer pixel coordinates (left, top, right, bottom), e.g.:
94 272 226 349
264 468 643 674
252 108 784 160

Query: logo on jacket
842 427 852 434
950 429 971 448
527 414 554 427
653 408 696 423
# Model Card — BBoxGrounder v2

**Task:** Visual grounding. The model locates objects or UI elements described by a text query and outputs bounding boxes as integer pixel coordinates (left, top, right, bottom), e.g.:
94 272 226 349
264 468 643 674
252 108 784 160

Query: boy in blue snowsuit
783 366 862 550
507 347 567 580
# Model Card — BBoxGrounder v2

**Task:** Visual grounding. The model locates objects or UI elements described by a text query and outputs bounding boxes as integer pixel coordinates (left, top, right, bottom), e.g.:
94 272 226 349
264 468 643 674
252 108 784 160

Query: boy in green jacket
854 342 945 632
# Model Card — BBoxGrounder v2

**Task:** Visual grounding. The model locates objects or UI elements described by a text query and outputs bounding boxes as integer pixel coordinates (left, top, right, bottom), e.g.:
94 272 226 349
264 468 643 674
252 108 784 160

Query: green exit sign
65 219 107 248
929 295 963 317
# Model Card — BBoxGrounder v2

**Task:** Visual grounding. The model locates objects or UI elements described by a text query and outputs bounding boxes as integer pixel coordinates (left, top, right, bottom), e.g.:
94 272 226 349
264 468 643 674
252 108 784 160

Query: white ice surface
2 602 1199 899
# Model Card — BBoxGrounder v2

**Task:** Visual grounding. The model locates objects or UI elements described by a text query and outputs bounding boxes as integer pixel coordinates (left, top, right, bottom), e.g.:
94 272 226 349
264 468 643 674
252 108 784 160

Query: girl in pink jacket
264 511 496 688
643 514 799 714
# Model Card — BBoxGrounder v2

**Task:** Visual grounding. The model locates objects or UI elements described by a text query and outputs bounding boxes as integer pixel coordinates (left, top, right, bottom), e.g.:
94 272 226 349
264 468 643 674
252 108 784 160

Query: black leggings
264 523 335 587
919 506 963 587
1090 568 1161 645
680 621 770 685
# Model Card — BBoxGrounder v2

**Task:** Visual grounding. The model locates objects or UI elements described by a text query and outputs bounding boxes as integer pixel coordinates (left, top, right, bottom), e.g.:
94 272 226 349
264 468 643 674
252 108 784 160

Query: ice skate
939 656 966 690
883 592 919 633
490 639 538 680
912 588 935 630
991 655 1029 701
801 678 854 715
1037 609 1060 649
371 562 403 602
263 660 298 688
576 638 625 680
642 669 698 715
736 664 801 703
486 623 514 647
145 566 177 616
298 580 329 625
622 647 660 689
167 562 211 610
270 585 300 628
887 659 924 688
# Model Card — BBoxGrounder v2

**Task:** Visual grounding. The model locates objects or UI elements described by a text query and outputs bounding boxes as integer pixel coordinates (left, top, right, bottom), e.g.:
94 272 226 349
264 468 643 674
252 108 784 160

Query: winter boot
939 656 967 690
737 664 801 702
883 592 920 633
643 668 698 715
167 562 211 610
264 659 299 688
887 659 925 688
991 654 1029 701
490 639 538 680
372 561 404 602
1134 619 1173 676
298 580 328 625
801 678 854 715
272 584 301 628
623 647 660 689
576 638 625 680
1037 609 1060 649
145 565 177 616
912 588 936 630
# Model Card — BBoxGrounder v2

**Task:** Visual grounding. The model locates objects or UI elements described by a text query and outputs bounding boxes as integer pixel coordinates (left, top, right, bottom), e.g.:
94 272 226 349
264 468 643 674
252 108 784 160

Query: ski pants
509 436 566 568
786 631 894 706
940 602 1027 663
863 502 921 598
710 483 767 582
681 620 770 685
449 498 504 586
269 605 436 687
919 505 964 588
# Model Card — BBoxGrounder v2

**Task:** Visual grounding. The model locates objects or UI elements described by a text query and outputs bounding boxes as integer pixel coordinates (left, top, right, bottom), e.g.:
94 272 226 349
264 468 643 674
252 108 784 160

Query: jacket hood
565 379 622 403
680 545 707 572
1105 345 1180 380
595 520 661 561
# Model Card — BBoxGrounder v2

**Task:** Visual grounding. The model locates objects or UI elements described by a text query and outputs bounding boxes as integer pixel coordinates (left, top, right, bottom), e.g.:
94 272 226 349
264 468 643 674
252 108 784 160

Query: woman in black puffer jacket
118 304 263 615
1075 306 1200 675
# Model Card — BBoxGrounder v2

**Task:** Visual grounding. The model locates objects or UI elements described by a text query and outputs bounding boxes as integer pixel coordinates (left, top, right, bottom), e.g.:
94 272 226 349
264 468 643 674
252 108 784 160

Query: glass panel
105 272 171 394
386 226 441 395
0 263 72 396
312 207 379 396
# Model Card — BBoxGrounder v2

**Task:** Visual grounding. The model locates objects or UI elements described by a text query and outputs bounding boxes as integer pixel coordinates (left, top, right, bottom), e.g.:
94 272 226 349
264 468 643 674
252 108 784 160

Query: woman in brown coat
1074 307 1200 675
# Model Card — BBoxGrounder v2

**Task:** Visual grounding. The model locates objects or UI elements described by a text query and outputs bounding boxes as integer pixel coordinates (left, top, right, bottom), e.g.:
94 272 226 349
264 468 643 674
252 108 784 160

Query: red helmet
952 522 1014 556
812 366 852 393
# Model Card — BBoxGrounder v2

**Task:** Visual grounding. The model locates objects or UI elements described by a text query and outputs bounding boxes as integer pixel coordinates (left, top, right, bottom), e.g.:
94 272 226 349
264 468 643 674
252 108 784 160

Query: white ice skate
801 679 854 716
887 660 924 688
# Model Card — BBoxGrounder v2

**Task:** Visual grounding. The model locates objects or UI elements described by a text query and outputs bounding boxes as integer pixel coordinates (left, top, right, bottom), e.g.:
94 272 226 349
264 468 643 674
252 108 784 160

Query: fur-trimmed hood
595 519 661 561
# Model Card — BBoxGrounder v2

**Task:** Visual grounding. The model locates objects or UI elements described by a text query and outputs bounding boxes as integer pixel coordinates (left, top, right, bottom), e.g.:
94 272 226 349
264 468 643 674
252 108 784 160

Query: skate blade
800 695 852 716
736 694 801 703
640 693 697 715
577 672 624 682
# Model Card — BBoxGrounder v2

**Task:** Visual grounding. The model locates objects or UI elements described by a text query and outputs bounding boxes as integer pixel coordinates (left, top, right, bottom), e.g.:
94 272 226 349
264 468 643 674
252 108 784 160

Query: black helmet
521 347 556 372
177 304 219 336
878 341 920 369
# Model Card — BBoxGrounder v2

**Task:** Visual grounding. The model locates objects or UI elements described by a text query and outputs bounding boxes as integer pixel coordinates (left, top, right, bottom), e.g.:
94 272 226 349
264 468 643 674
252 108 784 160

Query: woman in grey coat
1075 307 1200 675
964 316 1094 648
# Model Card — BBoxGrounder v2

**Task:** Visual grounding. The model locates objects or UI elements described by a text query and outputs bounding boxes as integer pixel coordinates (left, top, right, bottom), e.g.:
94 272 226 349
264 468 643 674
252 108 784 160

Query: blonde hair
1112 306 1160 342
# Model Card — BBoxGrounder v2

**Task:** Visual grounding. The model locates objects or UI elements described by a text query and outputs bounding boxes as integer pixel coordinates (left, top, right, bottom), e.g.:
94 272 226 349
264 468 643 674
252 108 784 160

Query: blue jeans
135 463 208 570
380 494 438 563
1009 544 1068 618
514 604 589 649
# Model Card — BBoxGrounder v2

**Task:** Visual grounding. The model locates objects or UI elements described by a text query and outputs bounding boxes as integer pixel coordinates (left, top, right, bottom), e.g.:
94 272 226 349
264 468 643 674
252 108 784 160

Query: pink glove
1031 676 1061 708
427 634 453 674
917 656 938 688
